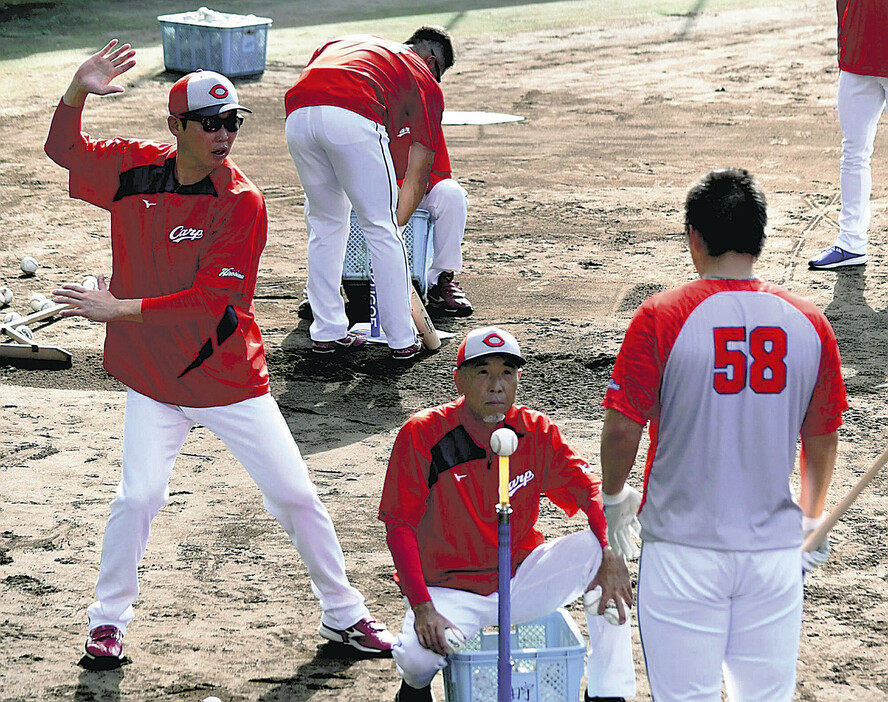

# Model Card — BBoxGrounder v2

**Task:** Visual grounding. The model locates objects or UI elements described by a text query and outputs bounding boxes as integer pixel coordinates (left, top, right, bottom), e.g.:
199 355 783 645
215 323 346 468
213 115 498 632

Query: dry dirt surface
3 1 888 700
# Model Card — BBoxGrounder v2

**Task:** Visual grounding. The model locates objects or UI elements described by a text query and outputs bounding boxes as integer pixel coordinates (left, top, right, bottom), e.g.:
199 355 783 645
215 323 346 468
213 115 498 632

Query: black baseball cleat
426 271 473 317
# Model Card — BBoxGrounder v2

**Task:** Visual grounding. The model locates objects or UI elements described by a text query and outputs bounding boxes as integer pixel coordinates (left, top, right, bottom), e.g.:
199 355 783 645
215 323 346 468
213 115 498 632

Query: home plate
442 111 525 125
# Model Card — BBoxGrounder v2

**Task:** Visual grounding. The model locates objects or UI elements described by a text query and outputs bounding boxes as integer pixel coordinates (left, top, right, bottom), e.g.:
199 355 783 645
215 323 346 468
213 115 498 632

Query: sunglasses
179 112 244 133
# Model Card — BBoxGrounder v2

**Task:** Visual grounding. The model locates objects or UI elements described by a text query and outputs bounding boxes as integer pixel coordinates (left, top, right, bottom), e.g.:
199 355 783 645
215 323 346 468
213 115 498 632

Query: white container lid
158 6 272 28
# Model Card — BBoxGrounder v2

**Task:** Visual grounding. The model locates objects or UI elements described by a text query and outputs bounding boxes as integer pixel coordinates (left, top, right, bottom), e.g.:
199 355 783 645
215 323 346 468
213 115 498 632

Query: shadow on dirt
254 642 390 702
74 662 125 700
824 267 888 394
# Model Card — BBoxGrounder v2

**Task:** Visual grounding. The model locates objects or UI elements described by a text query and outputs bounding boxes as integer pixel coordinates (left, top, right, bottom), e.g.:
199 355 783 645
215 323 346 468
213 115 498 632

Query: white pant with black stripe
286 105 415 348
86 389 369 634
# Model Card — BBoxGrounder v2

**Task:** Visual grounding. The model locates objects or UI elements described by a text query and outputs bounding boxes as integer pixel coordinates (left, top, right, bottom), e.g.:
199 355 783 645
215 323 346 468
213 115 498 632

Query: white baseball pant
417 178 468 288
392 530 636 698
285 105 415 348
637 541 803 702
836 69 888 255
86 389 369 634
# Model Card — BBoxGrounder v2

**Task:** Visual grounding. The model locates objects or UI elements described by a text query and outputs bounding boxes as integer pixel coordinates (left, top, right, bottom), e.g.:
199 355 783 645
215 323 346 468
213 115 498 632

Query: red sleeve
801 315 848 435
401 71 444 153
391 130 452 190
44 99 132 211
385 520 431 607
141 188 267 324
536 418 608 546
428 137 452 187
379 418 436 602
603 299 662 425
379 418 433 526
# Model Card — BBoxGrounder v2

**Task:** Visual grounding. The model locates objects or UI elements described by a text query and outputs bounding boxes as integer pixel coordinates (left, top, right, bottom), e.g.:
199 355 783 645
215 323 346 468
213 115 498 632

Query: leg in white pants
392 530 635 697
86 390 192 633
837 70 888 255
420 178 468 288
637 541 801 702
286 105 416 348
87 390 369 634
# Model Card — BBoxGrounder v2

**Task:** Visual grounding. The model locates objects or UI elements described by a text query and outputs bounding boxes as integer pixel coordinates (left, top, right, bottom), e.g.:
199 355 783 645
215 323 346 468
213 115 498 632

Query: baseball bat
410 287 441 351
802 444 888 551
496 454 512 702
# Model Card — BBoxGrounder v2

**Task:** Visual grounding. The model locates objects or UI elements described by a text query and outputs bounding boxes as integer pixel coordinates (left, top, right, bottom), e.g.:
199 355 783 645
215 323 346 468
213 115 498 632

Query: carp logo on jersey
508 470 535 497
169 225 204 243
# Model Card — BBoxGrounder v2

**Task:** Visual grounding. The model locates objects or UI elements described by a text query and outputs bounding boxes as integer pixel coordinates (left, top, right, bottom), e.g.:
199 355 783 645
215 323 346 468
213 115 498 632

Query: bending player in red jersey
388 128 473 317
45 40 394 670
601 168 847 700
284 26 453 360
379 326 636 702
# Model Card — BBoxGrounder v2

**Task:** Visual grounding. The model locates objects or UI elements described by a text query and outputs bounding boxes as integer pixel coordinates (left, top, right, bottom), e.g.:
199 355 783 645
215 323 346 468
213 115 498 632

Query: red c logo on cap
209 84 229 99
483 333 506 348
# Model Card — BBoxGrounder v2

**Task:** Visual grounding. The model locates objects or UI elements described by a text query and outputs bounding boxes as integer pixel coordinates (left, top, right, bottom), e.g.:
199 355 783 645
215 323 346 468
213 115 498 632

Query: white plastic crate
342 209 435 295
443 609 585 702
158 8 272 77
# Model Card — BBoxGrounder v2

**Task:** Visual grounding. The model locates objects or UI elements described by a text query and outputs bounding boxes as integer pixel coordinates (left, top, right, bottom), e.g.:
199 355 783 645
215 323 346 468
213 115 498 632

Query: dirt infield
2 1 888 699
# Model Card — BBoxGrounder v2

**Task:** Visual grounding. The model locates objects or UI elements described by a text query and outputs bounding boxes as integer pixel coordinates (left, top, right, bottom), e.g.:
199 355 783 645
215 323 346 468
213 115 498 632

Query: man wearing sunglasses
45 40 396 669
285 26 454 360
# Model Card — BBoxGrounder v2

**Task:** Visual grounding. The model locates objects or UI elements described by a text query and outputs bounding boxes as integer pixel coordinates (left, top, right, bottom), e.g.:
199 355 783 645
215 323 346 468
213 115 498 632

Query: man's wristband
602 485 631 507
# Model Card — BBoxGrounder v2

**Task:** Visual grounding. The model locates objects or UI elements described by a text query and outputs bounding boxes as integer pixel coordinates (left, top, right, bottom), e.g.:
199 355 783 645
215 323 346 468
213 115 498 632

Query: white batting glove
801 514 830 573
602 485 642 561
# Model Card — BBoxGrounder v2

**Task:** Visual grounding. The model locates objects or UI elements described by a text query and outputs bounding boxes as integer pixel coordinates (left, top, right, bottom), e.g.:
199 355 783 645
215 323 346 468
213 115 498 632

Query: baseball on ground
20 256 39 275
82 275 99 290
16 325 33 340
490 427 518 456
3 311 23 324
0 286 12 305
29 293 47 312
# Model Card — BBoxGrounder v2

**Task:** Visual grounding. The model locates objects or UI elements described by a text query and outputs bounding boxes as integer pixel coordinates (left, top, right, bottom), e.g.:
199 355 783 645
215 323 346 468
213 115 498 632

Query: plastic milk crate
342 209 435 296
443 609 586 702
158 8 272 77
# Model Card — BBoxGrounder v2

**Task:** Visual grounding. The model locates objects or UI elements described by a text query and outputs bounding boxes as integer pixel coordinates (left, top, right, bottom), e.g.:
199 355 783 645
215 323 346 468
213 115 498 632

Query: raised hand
66 39 136 105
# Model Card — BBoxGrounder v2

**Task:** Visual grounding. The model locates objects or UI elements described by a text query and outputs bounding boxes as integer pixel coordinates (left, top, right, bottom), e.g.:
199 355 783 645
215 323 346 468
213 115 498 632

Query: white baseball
490 427 518 456
17 325 33 340
3 311 23 324
82 275 99 290
41 299 56 311
29 293 47 312
0 286 12 305
20 256 39 275
583 587 622 626
202 697 222 702
443 627 466 655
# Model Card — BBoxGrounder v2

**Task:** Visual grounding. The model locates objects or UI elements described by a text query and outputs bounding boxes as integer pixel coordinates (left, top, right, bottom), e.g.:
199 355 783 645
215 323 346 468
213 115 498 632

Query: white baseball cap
456 326 526 368
168 70 252 116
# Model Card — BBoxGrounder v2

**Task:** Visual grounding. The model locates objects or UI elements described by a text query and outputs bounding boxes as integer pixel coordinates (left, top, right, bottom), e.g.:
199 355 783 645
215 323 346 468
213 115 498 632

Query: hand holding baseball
588 546 633 626
53 274 142 323
602 485 642 560
412 601 464 657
